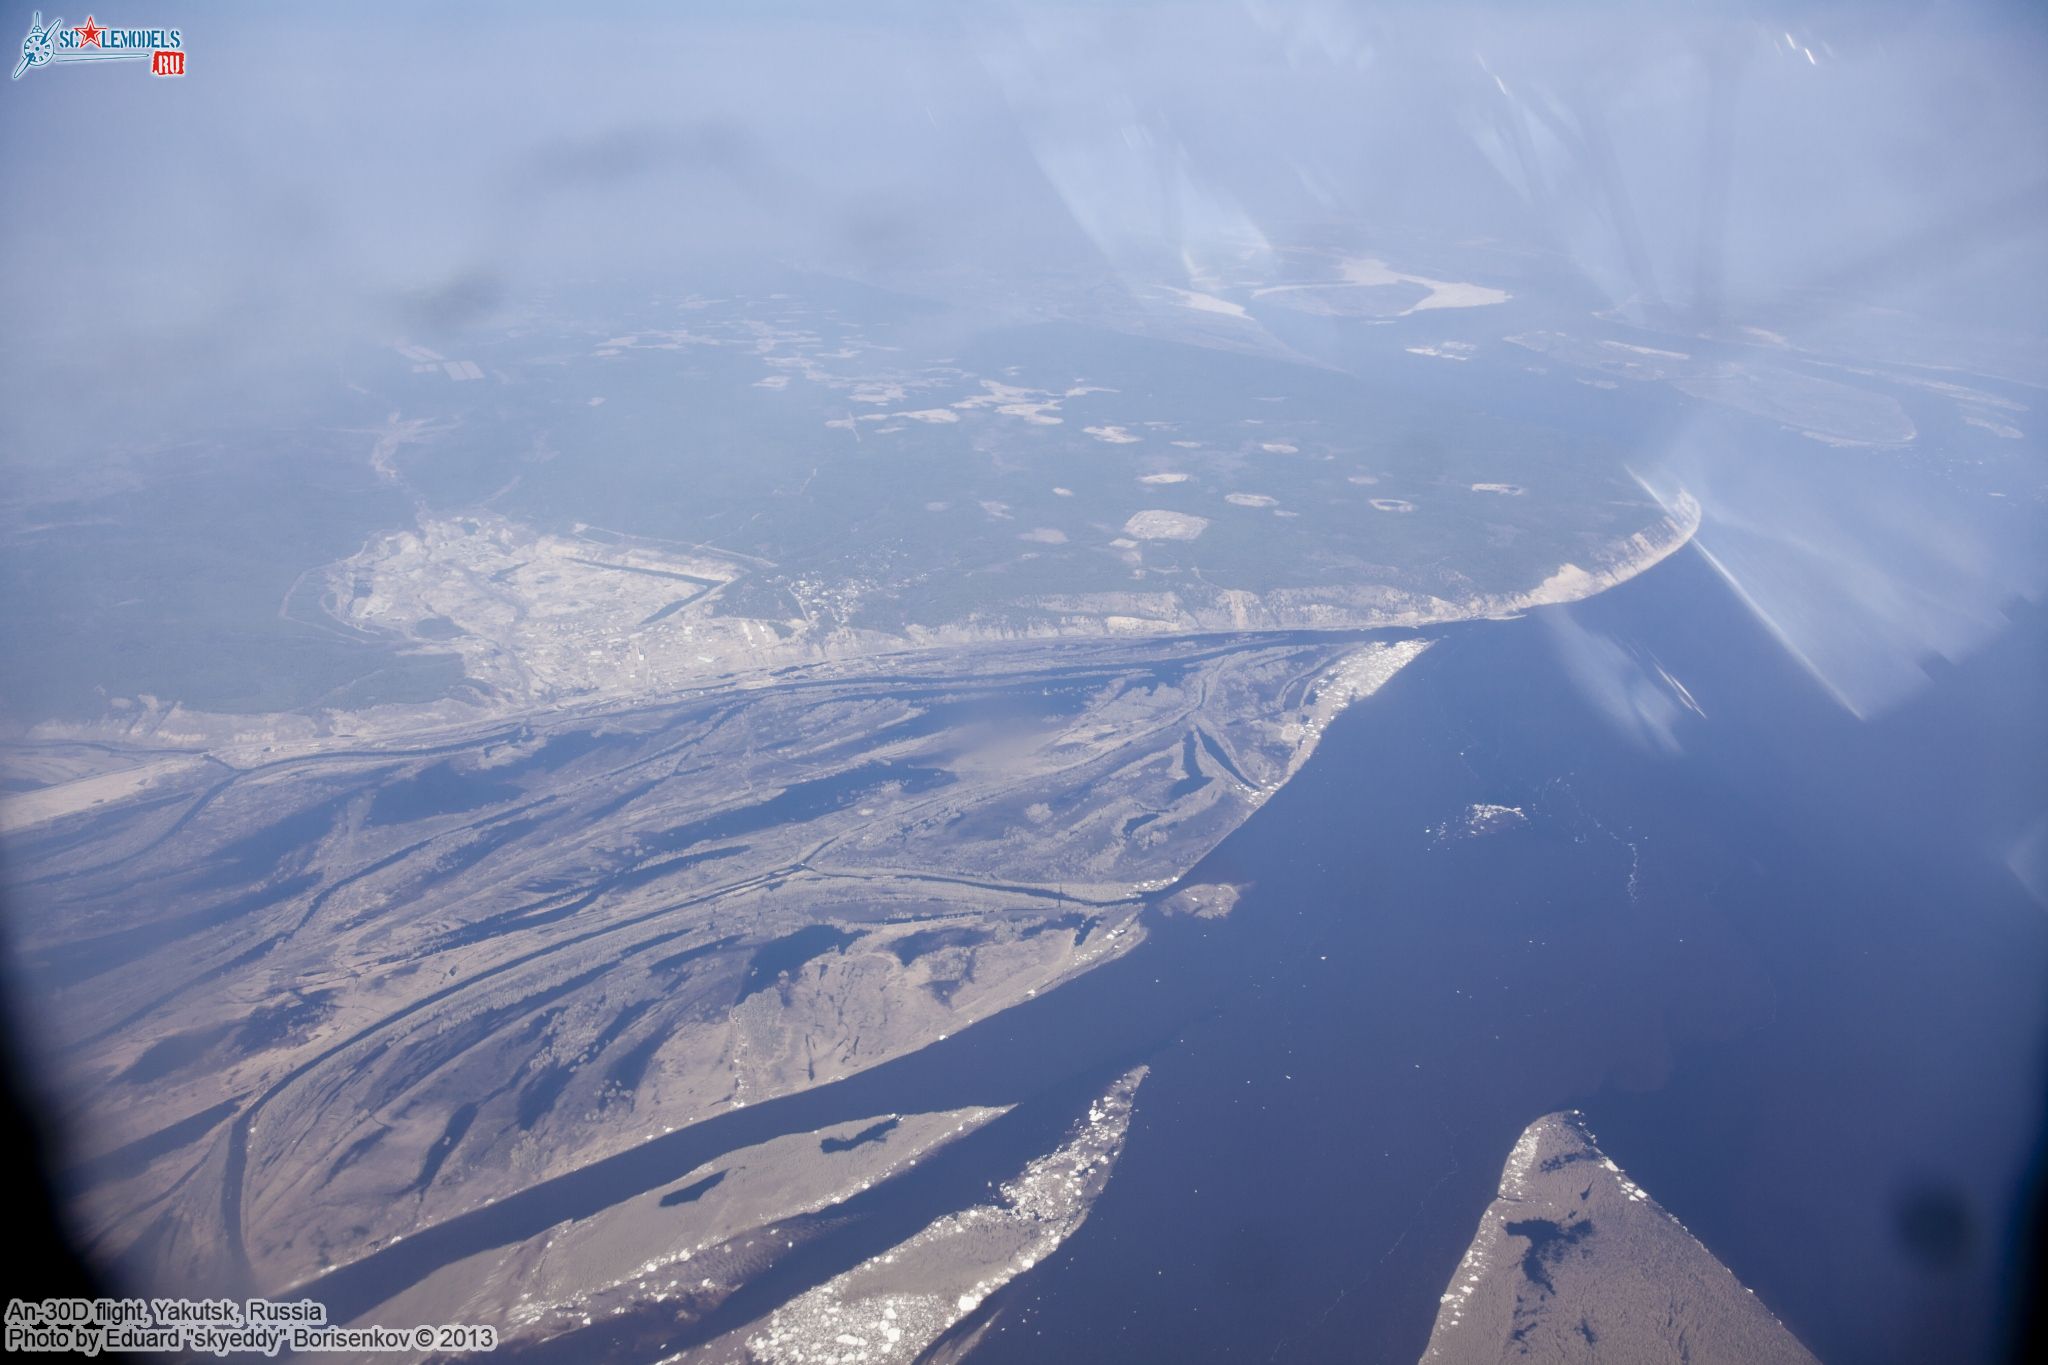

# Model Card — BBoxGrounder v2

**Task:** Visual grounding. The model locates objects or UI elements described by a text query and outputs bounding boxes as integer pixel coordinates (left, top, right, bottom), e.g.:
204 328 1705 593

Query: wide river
967 541 2048 1365
298 543 2045 1365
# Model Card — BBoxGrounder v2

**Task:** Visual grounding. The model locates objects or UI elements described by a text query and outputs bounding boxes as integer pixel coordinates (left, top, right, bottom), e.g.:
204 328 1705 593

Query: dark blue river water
958 543 2048 1365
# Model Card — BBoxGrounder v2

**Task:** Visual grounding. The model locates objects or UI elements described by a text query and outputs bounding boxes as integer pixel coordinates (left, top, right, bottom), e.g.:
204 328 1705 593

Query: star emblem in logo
74 14 100 46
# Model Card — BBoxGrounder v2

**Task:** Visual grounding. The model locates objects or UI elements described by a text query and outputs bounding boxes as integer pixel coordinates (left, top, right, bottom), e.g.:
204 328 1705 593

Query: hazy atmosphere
2 3 2043 1363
